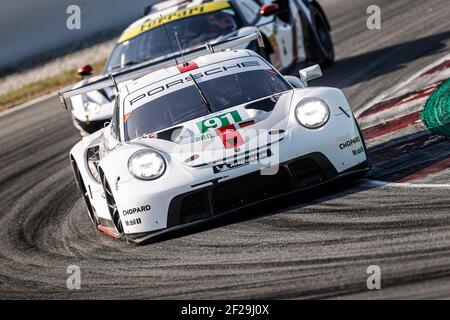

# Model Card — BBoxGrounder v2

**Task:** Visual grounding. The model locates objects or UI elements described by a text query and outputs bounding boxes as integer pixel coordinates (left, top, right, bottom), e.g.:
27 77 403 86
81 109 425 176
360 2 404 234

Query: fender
310 0 331 31
298 0 331 31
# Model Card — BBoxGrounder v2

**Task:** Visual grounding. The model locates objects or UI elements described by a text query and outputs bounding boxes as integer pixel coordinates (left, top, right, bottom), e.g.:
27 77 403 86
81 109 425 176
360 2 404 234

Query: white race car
69 0 334 136
60 33 369 244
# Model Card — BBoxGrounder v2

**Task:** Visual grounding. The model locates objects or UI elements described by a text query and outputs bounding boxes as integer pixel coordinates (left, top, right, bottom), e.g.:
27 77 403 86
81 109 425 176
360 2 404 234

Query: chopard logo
122 205 151 216
339 136 361 150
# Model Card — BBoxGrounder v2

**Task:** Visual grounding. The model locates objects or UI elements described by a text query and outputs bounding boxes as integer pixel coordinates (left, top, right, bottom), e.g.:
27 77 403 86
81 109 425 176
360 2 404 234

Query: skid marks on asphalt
357 56 450 186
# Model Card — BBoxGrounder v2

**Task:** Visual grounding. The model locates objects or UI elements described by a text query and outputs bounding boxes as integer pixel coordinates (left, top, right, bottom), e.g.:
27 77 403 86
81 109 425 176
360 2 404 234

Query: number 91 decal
197 110 242 133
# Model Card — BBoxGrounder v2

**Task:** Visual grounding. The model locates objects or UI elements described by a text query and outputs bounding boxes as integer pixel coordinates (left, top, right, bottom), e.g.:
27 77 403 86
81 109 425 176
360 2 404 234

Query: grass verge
0 59 106 112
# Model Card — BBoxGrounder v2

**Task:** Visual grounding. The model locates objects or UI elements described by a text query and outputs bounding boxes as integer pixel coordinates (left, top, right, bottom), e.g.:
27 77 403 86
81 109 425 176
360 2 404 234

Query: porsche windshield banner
119 1 232 43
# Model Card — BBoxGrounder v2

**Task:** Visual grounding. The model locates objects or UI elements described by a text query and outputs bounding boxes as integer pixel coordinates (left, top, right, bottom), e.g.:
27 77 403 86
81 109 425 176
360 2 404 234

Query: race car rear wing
58 30 264 109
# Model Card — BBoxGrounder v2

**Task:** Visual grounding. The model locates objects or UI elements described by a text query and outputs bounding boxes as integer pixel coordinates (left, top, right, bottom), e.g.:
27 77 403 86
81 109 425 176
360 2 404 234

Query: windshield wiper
189 74 212 114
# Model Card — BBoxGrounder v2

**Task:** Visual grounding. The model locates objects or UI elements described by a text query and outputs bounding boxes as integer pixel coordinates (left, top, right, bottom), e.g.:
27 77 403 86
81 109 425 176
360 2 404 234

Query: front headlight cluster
295 98 330 129
128 150 166 180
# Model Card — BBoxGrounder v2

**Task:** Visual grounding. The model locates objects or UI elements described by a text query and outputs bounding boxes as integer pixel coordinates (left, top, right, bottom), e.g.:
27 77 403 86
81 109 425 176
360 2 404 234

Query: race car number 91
197 110 242 133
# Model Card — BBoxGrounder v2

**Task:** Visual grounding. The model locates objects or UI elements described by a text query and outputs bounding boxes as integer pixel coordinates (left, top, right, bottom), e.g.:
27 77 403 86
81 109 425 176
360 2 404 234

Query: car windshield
105 9 240 72
124 70 292 141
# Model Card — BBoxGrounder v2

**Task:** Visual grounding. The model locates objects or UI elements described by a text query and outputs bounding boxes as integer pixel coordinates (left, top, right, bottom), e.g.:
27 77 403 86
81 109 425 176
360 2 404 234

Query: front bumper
127 154 370 244
103 105 369 242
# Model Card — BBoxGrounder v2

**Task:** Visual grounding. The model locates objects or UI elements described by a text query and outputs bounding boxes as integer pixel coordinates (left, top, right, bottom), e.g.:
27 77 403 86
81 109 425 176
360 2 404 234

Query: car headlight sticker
128 150 166 180
295 98 330 129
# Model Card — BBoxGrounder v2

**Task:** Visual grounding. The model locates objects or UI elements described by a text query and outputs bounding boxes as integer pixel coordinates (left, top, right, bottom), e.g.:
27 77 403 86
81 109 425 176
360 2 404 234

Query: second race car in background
70 0 334 136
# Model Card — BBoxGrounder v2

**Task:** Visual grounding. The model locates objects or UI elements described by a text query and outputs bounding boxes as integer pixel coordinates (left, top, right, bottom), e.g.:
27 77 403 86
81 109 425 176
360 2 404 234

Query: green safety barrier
421 78 450 137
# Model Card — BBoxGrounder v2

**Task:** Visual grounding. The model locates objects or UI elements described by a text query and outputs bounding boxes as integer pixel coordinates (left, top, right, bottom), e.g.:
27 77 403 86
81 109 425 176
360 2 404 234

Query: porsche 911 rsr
60 36 367 244
69 0 333 136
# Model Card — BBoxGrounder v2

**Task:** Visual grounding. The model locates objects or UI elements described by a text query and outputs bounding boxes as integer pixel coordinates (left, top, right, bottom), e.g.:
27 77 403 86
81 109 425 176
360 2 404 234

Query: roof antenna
161 15 178 65
174 32 187 67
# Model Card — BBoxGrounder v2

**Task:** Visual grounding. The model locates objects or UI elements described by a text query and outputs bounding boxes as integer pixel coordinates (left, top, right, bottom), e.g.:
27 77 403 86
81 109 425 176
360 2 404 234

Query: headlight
128 150 166 180
295 98 330 129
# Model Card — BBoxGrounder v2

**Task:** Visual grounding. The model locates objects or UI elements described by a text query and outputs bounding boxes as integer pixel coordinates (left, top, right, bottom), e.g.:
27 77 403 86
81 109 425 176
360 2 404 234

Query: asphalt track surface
1 0 450 299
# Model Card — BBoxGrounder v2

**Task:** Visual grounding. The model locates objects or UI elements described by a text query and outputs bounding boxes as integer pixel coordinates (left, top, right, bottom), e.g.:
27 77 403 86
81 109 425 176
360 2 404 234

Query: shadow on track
367 131 450 182
312 31 450 88
136 176 378 246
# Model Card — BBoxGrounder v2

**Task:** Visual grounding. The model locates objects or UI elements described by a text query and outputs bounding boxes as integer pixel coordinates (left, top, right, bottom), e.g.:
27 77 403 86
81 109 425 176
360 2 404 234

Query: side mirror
260 3 280 17
283 75 303 88
77 64 93 77
299 64 322 87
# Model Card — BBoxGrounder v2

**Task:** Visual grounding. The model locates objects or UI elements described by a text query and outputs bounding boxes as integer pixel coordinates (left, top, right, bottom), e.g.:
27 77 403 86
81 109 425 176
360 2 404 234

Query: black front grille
180 192 210 224
168 153 338 228
213 166 293 214
289 158 325 187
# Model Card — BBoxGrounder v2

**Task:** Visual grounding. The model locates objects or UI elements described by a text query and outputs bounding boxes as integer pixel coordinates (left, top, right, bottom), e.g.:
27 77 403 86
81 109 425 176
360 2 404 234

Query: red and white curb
359 179 450 190
356 53 450 186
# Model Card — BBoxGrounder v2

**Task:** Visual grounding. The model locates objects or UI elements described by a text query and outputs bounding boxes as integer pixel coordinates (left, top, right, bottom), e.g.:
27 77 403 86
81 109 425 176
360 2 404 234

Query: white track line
355 53 450 118
359 179 450 190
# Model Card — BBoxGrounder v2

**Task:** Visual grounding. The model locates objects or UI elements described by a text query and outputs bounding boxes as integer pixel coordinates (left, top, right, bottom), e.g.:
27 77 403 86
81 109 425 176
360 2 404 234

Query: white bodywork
69 49 368 242
69 0 326 136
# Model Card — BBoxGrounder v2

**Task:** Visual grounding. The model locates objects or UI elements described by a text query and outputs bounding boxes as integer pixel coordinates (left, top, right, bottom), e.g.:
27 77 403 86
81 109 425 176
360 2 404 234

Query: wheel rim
102 174 124 234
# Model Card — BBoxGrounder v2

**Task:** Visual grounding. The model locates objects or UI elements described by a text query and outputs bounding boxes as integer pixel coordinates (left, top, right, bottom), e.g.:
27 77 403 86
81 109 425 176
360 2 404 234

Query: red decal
216 124 244 149
177 62 198 73
97 226 120 238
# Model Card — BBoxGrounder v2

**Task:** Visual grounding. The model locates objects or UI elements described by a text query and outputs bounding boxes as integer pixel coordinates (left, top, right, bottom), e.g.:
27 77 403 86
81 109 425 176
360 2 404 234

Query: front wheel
101 172 124 236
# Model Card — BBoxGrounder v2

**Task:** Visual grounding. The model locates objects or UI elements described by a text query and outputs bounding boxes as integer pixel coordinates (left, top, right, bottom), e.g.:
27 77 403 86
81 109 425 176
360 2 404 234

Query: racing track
1 0 450 299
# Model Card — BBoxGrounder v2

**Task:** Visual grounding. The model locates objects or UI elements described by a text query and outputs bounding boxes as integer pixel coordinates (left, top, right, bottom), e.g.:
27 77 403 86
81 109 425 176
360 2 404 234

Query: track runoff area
355 54 450 189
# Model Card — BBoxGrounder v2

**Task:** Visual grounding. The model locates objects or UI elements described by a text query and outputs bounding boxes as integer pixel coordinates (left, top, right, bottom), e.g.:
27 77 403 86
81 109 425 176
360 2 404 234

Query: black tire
101 172 124 235
306 4 334 67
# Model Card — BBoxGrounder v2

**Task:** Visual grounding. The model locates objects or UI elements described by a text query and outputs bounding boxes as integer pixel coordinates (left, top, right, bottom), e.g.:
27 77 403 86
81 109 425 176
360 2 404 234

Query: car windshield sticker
124 59 264 114
119 1 232 43
197 110 242 133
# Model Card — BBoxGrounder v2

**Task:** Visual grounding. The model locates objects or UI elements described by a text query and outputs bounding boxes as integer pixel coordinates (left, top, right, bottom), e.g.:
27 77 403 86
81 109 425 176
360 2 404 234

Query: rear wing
58 30 264 109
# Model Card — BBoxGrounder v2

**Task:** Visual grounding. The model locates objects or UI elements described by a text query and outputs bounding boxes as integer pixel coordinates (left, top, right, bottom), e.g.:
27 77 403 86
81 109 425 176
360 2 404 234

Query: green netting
421 78 450 137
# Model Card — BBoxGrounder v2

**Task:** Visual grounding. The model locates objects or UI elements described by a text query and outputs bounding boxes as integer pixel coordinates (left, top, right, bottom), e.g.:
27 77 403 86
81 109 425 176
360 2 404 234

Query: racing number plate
197 111 242 133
